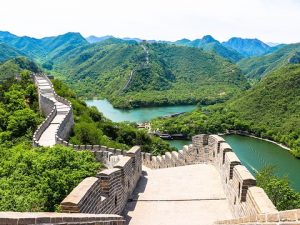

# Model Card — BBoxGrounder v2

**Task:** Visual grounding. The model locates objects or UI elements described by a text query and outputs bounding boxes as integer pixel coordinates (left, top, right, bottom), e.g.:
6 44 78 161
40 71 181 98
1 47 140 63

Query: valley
0 29 300 219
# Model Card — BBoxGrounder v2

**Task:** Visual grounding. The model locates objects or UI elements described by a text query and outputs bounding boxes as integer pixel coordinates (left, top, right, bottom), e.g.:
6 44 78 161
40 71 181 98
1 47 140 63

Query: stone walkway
124 164 233 225
35 76 71 147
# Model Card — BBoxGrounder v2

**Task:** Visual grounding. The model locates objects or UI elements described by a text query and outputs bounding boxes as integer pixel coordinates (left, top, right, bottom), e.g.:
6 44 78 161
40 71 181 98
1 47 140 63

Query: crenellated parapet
33 74 74 147
141 134 278 219
215 209 300 225
60 146 142 215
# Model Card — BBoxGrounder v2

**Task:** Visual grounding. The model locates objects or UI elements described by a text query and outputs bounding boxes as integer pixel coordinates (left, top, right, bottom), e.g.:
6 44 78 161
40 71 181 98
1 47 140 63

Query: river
86 99 197 123
167 136 300 192
86 99 300 192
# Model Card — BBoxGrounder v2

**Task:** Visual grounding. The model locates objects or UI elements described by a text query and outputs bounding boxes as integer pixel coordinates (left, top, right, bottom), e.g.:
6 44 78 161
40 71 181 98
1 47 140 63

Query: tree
7 108 39 138
256 166 300 210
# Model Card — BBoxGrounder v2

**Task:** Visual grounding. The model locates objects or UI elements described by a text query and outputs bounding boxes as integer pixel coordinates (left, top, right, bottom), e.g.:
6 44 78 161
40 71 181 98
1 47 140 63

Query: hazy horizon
0 0 299 44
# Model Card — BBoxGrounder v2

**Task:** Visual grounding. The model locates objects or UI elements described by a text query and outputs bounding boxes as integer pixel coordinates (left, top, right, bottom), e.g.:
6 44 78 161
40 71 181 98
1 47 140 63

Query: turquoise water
168 140 192 150
85 99 300 192
167 135 300 192
85 99 197 123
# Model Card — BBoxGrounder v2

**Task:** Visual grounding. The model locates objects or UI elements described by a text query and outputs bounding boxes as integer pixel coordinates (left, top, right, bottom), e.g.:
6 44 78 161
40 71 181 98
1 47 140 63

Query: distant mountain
222 37 272 57
41 32 88 60
174 35 244 62
0 43 25 62
0 31 18 42
237 43 300 79
122 37 143 43
267 42 282 47
86 35 114 43
52 41 248 108
0 31 88 61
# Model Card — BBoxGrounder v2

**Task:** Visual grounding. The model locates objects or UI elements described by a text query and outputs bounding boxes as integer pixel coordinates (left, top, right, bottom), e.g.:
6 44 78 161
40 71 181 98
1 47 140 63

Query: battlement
32 74 74 147
215 209 300 225
60 146 142 215
29 74 298 224
141 134 279 219
0 212 124 225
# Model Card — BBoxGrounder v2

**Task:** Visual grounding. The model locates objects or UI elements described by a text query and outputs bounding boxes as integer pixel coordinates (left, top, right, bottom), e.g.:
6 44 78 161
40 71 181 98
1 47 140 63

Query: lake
86 99 197 123
86 99 300 192
167 135 300 192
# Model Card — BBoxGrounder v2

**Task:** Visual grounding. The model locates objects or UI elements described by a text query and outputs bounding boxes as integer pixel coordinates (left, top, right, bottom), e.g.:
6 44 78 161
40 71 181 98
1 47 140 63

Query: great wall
0 74 299 225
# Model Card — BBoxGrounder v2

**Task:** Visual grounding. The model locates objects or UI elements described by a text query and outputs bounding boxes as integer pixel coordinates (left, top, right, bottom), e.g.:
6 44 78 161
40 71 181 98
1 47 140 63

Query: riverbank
85 99 197 123
226 130 291 151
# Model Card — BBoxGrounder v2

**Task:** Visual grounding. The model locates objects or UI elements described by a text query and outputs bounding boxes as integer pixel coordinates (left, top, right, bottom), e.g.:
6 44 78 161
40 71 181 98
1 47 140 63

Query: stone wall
215 209 300 225
60 146 142 215
33 74 74 147
142 134 278 219
0 212 125 225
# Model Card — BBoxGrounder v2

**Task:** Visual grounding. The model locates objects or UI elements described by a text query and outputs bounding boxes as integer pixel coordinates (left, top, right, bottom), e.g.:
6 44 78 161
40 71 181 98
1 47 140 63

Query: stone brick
267 212 279 222
279 210 297 221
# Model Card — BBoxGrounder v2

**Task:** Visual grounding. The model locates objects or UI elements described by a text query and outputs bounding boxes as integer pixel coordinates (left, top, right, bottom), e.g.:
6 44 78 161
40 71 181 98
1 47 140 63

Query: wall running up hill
29 74 298 224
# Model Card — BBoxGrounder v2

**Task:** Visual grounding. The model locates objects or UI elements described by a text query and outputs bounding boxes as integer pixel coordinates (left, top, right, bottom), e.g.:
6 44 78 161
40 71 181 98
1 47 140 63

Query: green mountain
52 40 249 108
222 37 273 57
174 35 244 62
0 57 41 81
237 43 300 79
152 63 300 157
0 43 25 62
226 64 300 155
0 31 88 62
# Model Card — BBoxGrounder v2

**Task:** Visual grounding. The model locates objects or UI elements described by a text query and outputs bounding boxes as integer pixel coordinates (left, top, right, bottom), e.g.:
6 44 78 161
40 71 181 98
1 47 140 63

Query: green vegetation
52 79 176 155
152 64 300 158
52 41 249 108
0 57 41 82
0 31 88 62
0 70 101 212
0 43 24 62
237 43 300 80
0 144 100 212
257 166 300 210
174 35 244 62
222 37 273 57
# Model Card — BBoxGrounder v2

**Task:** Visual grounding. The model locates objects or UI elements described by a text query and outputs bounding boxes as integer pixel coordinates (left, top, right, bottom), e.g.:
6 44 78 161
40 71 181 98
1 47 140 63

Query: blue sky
0 0 299 43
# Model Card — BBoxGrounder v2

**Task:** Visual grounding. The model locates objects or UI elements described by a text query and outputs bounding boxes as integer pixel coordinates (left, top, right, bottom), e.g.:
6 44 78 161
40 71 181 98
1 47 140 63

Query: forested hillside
174 35 243 62
52 79 176 154
0 31 88 61
0 70 101 212
222 37 273 57
52 40 249 108
237 43 300 79
152 64 300 158
0 57 41 81
0 43 24 62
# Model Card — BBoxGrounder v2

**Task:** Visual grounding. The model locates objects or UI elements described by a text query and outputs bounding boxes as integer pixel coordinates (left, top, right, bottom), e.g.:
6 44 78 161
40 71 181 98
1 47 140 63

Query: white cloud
0 0 299 43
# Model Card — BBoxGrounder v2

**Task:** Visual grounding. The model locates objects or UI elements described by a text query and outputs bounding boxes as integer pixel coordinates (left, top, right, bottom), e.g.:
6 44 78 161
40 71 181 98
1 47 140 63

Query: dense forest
0 70 101 212
0 30 300 209
52 79 176 155
51 40 249 108
152 64 300 158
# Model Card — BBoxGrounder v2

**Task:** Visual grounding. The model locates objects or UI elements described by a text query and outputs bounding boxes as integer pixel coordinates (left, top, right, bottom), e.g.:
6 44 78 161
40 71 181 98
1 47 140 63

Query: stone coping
234 165 255 181
0 212 124 225
61 177 98 205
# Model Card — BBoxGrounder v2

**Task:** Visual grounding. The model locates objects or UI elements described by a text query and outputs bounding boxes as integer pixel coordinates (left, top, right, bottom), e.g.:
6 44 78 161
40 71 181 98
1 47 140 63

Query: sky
0 0 299 43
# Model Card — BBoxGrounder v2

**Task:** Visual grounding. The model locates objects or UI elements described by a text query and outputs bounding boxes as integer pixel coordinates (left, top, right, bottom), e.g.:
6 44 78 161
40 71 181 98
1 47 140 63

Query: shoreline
224 131 291 151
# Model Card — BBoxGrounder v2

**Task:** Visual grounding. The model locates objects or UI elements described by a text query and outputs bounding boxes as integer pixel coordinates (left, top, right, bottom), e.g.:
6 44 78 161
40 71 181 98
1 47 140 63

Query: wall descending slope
29 74 298 224
33 74 74 147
